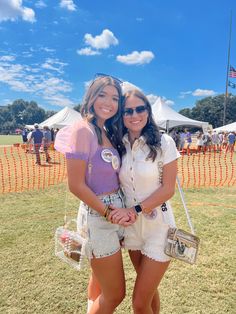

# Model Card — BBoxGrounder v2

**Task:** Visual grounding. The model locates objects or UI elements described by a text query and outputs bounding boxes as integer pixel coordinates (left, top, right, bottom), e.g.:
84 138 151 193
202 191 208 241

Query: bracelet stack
103 205 112 221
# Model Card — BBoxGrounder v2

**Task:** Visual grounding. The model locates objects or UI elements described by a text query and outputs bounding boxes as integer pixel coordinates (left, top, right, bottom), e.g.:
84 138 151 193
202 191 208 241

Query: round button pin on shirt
101 149 113 162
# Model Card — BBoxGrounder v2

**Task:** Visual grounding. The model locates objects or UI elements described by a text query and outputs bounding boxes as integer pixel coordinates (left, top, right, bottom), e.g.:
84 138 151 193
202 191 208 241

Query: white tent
39 106 82 129
214 121 236 132
152 97 209 131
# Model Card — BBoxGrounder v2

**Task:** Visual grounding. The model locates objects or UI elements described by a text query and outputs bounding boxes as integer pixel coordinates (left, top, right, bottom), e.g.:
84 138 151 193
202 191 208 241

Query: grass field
0 134 22 145
0 184 235 314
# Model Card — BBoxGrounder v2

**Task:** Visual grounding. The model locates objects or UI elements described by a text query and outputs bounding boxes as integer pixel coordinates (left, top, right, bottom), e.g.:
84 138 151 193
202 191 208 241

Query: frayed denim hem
141 250 171 263
89 247 121 260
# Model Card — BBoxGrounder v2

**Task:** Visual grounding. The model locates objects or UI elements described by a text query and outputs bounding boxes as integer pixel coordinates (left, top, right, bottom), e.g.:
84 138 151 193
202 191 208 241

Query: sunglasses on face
123 105 147 116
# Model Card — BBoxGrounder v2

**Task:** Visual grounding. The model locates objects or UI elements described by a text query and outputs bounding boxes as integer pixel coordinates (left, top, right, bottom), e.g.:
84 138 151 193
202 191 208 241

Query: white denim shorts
124 201 176 262
77 190 125 260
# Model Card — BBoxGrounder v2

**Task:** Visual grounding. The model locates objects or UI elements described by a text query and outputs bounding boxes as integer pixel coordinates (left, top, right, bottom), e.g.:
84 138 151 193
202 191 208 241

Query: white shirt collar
122 133 146 145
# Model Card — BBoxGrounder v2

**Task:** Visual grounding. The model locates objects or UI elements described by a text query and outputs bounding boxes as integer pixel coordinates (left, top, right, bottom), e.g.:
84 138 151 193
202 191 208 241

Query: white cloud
41 58 67 73
40 47 56 53
146 94 159 105
60 0 76 11
0 0 36 23
84 29 119 49
116 50 154 65
35 1 47 8
164 99 174 106
136 17 144 22
179 91 192 99
0 55 16 62
77 47 101 56
192 89 216 97
0 57 74 107
147 94 174 106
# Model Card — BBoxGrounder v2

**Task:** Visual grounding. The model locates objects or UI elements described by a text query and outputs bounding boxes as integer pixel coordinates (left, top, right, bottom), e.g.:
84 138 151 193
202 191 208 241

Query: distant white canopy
39 106 82 129
152 97 209 130
213 121 236 132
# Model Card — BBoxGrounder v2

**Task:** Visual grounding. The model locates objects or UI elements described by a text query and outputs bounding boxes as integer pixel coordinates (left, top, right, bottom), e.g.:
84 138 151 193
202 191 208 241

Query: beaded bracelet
104 205 112 221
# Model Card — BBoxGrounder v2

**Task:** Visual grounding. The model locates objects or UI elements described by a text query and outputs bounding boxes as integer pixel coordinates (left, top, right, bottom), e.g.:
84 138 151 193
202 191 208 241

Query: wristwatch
134 204 142 214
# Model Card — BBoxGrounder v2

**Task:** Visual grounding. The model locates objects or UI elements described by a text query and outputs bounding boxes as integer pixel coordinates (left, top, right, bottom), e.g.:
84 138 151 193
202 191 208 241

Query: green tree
179 94 236 128
0 99 47 133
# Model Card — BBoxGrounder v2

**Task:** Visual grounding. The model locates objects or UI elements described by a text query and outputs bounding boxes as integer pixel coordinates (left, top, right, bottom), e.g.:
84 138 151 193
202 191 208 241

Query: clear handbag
55 219 87 270
158 162 200 264
164 176 200 264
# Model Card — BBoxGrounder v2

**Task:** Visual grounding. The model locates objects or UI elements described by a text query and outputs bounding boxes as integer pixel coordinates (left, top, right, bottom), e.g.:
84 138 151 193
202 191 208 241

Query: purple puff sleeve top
54 120 120 195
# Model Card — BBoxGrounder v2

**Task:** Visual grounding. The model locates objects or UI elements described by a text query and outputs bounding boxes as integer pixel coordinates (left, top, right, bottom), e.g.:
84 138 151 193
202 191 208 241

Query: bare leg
89 250 125 314
129 251 163 314
88 272 101 301
129 251 169 314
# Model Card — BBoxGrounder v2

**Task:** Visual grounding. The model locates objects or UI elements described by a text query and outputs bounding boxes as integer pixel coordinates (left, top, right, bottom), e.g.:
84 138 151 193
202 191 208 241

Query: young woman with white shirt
110 89 180 314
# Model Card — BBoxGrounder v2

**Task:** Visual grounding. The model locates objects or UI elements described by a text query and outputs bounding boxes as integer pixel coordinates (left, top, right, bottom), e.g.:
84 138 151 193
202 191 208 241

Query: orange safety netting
0 145 235 194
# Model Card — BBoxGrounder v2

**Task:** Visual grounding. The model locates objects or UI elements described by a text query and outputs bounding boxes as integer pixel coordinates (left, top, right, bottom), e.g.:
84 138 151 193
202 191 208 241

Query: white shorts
124 201 176 262
77 190 125 260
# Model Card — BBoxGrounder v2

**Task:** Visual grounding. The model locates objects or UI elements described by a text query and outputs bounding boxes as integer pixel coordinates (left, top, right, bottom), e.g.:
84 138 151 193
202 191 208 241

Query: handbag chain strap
63 182 69 226
158 161 195 234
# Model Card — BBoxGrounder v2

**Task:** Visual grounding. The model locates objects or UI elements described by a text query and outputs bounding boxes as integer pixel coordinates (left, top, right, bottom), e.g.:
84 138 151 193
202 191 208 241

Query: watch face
135 205 142 213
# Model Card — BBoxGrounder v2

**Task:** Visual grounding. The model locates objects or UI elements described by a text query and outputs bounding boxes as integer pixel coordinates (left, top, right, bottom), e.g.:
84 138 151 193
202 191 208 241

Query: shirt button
131 177 134 181
130 167 132 170
133 188 135 191
133 158 135 161
134 198 137 202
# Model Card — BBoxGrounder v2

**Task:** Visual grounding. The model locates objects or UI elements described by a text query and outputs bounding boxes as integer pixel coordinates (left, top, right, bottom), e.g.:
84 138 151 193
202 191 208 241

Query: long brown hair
81 76 123 148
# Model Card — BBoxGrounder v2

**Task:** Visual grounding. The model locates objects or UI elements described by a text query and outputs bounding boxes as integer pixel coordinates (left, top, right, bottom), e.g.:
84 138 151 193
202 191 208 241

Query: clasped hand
108 206 137 226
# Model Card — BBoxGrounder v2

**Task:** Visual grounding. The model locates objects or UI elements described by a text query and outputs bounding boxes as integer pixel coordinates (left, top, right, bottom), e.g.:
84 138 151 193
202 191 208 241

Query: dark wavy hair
80 76 123 148
119 89 161 161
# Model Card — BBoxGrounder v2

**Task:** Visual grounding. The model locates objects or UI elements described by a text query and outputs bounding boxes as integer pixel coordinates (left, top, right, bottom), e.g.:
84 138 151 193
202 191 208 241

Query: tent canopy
152 98 209 130
39 106 82 129
214 121 236 132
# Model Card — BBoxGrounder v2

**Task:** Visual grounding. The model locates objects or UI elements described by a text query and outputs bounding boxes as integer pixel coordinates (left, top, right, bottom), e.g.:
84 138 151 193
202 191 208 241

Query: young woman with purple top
55 75 134 314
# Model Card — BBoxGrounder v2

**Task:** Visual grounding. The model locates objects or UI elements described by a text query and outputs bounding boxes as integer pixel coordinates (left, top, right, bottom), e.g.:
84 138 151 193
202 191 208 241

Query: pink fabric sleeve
54 120 95 161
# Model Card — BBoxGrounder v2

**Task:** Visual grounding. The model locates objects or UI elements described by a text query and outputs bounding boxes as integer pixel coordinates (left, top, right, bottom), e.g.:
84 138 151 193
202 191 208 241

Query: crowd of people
21 124 60 165
170 128 235 154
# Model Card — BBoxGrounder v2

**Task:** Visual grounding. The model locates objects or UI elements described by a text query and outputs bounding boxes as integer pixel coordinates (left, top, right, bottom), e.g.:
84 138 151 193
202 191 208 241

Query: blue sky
0 0 235 112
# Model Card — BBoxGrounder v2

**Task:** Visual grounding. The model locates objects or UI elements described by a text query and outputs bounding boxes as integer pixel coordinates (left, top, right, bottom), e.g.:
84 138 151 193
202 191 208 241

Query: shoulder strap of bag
176 176 195 235
158 154 195 235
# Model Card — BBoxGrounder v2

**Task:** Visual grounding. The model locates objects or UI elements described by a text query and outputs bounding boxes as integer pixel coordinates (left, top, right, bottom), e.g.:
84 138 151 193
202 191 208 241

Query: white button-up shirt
119 133 180 208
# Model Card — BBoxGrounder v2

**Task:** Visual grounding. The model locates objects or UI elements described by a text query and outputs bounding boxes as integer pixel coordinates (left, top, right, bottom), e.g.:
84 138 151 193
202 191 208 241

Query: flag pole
223 11 232 125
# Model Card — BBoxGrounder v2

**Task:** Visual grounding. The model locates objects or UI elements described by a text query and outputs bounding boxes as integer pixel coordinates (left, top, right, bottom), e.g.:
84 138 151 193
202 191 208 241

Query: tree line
0 94 235 134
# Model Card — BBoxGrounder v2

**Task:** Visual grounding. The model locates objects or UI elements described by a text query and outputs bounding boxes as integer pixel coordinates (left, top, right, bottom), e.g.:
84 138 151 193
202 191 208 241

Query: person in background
50 128 55 142
202 131 211 154
21 127 28 143
211 131 220 152
222 132 228 150
55 75 133 314
54 128 60 139
109 89 180 314
29 123 43 165
42 126 52 163
179 130 186 151
185 129 192 155
226 131 235 153
196 131 203 153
